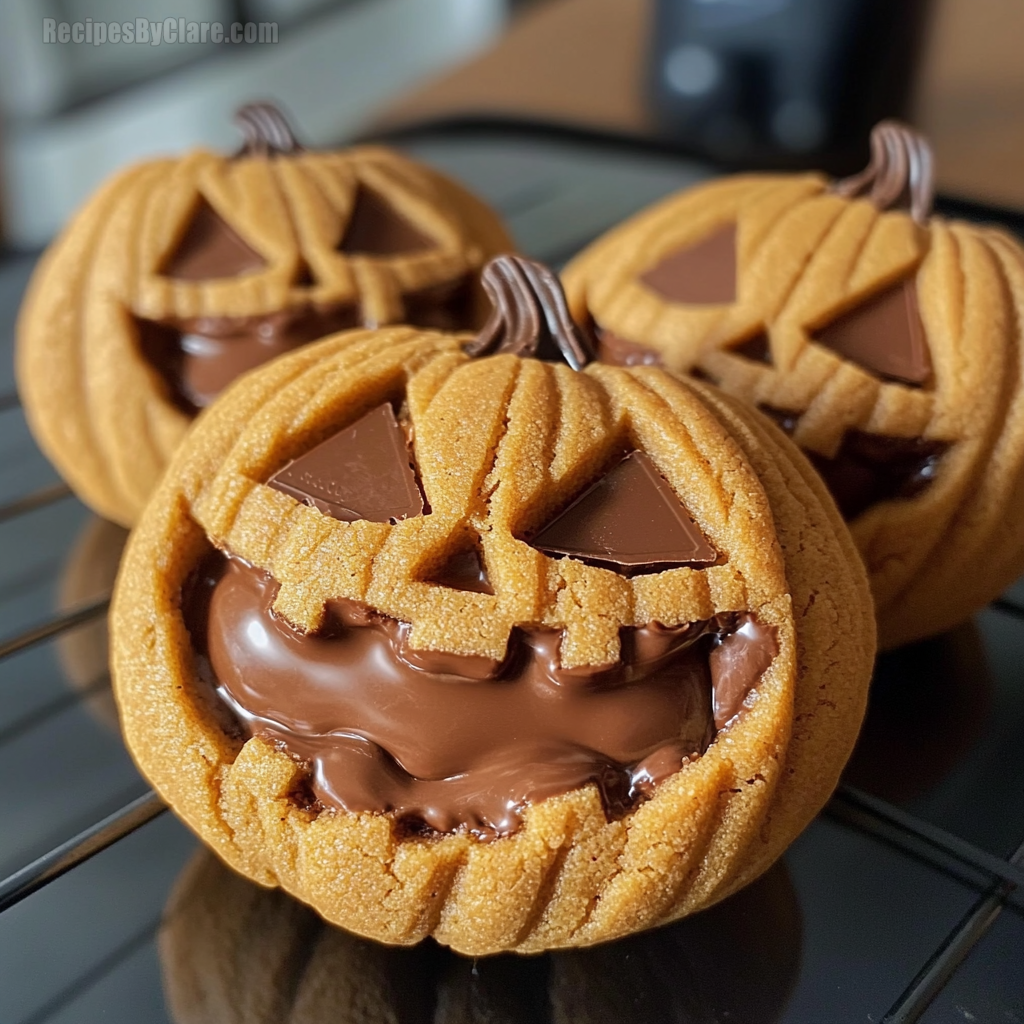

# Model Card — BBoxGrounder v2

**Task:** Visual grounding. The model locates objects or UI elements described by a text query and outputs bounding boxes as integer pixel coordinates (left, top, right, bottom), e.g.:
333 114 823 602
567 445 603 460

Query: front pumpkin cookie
112 257 873 955
564 122 1024 649
17 103 513 527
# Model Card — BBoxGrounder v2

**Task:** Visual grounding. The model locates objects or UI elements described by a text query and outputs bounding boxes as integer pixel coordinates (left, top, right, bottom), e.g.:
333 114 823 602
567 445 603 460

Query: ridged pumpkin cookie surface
566 122 1024 649
16 103 513 527
112 258 872 954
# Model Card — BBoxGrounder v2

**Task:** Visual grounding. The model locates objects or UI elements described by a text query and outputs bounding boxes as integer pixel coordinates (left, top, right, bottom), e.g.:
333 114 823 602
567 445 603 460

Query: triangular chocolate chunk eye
162 197 267 280
291 259 316 287
731 331 771 364
529 451 717 576
422 545 494 595
640 223 737 305
338 186 435 257
814 278 932 386
268 403 424 524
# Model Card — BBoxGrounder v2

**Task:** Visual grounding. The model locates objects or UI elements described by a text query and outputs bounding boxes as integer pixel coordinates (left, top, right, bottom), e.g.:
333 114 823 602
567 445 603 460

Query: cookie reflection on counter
843 620 993 804
160 850 802 1024
56 516 130 731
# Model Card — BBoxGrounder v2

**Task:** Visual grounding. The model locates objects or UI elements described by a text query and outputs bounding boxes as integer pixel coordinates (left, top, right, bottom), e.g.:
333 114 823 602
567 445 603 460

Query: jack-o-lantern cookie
564 122 1024 649
112 256 873 954
17 103 513 527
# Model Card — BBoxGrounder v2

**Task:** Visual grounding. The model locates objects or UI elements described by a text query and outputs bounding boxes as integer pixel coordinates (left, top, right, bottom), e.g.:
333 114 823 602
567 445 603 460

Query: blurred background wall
0 0 1021 249
0 0 513 246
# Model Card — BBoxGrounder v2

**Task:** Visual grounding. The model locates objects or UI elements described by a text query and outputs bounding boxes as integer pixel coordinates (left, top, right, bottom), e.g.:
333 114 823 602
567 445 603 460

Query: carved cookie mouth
183 552 777 840
135 305 359 414
592 318 949 522
758 407 949 520
136 277 474 414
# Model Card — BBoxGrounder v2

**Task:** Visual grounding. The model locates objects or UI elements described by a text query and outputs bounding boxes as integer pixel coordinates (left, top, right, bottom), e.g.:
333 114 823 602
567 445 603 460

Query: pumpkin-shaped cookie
112 257 872 954
17 103 513 527
564 122 1024 649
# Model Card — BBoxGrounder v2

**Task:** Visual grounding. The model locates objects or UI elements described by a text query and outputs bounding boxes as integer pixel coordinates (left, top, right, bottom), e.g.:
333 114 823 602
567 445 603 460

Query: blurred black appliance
648 0 932 173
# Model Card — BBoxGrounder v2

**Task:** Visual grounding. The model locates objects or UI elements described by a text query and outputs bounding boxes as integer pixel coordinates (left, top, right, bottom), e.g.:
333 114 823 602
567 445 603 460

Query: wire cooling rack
0 125 1021 1024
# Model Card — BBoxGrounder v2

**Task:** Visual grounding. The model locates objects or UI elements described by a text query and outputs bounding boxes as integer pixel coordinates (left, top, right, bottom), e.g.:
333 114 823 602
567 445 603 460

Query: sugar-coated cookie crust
16 147 513 527
112 327 873 954
563 176 1024 649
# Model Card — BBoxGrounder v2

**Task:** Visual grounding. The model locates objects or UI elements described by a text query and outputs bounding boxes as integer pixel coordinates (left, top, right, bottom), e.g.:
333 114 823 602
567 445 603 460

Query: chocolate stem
465 256 595 370
831 120 934 223
235 102 303 157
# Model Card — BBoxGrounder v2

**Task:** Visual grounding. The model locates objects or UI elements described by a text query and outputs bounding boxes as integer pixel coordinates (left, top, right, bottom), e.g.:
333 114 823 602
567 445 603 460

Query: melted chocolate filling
137 305 359 413
596 329 665 368
183 553 777 840
137 277 474 415
759 406 949 520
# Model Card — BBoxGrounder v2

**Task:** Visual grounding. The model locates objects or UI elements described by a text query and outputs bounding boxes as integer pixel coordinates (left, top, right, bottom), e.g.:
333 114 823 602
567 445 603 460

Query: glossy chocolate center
184 554 777 839
137 278 472 414
759 406 948 520
136 305 359 413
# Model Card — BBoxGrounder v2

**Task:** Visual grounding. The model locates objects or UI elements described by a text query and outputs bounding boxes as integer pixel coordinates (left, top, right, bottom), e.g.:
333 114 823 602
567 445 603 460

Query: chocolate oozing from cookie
136 304 360 413
596 329 665 368
182 256 779 838
529 451 717 575
813 279 931 386
137 275 473 414
594 312 943 520
267 402 425 524
402 275 474 331
184 553 777 838
640 224 737 305
421 544 494 595
760 406 949 520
